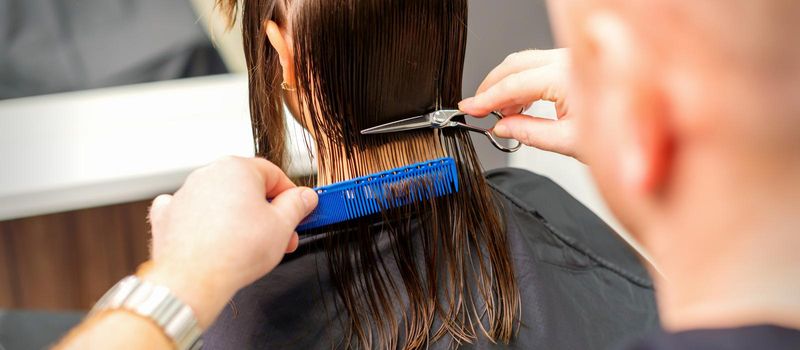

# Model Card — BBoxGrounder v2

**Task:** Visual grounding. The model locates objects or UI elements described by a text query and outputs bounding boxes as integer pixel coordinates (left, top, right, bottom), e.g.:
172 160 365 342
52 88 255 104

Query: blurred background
0 0 626 347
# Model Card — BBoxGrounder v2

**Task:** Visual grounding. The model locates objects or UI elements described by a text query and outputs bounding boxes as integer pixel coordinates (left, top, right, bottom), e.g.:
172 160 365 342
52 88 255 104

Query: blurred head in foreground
549 0 800 329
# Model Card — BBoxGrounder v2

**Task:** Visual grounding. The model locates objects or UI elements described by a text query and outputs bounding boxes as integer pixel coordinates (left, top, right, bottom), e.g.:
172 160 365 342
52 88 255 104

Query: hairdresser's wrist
138 261 236 329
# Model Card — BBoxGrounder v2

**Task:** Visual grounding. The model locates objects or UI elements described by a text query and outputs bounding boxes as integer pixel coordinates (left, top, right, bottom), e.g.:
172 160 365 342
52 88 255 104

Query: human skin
460 0 800 333
56 157 319 349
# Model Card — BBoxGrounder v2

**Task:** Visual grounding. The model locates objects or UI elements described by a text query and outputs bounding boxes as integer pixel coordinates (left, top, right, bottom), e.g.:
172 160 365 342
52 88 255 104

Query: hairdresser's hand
142 156 318 328
459 49 583 162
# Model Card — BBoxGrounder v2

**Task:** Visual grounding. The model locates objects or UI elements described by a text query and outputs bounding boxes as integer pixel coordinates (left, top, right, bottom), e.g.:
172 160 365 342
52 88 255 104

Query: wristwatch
89 275 203 350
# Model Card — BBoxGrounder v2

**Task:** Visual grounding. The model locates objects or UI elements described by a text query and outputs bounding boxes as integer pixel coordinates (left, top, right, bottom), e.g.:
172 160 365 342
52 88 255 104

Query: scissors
360 109 522 153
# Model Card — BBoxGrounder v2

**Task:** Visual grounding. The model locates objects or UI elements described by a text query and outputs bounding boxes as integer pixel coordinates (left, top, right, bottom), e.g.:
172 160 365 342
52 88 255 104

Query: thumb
493 115 578 158
270 187 319 231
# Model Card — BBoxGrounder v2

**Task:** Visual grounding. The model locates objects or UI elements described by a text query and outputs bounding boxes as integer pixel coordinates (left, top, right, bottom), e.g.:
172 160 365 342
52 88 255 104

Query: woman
204 0 658 349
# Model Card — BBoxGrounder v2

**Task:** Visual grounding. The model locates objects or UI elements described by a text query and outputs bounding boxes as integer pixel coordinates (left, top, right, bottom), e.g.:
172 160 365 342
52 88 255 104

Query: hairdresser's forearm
56 265 236 350
56 311 174 350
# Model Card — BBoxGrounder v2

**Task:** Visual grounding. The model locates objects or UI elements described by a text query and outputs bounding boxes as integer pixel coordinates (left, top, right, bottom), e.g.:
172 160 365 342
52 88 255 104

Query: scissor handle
453 111 522 153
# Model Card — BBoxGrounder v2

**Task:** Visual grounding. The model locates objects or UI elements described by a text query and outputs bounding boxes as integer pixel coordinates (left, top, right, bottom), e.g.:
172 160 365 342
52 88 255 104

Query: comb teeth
296 157 459 232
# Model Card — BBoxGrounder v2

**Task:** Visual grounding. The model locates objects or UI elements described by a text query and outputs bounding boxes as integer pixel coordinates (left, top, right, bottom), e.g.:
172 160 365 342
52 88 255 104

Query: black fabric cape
204 168 660 349
626 325 800 350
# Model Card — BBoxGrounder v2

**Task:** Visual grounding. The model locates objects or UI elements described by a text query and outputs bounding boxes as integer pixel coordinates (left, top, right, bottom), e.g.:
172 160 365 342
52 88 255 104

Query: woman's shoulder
485 167 653 288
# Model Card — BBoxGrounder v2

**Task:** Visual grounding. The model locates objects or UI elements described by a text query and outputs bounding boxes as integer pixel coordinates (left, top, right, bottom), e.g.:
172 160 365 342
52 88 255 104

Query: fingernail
300 188 318 211
493 123 509 137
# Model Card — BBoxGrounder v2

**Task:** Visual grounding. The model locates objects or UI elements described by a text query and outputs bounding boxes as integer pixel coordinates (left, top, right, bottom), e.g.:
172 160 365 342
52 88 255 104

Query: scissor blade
360 114 433 135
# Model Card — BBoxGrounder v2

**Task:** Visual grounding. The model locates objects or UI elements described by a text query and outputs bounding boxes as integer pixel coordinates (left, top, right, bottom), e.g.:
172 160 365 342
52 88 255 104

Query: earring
281 82 297 92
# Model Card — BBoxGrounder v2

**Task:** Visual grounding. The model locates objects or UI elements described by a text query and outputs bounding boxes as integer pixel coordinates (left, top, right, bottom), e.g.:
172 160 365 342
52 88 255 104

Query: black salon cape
203 168 660 349
628 325 800 350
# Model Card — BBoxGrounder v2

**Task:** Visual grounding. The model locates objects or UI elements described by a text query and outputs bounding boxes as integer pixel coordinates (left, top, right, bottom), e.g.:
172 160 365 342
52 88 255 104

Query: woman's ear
265 20 295 87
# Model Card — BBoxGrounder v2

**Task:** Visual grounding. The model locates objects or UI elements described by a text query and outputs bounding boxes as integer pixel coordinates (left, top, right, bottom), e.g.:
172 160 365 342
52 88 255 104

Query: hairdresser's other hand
143 156 318 328
459 49 583 162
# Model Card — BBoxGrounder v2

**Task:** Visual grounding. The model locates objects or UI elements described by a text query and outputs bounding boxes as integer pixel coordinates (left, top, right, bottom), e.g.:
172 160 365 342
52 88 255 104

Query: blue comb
296 157 459 232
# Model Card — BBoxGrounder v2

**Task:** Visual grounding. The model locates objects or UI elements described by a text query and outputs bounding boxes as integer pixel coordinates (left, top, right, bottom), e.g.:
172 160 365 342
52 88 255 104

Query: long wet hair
218 0 519 348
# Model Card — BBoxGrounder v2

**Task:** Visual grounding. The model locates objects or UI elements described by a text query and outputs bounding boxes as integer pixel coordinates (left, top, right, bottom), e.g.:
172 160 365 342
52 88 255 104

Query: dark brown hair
218 1 519 348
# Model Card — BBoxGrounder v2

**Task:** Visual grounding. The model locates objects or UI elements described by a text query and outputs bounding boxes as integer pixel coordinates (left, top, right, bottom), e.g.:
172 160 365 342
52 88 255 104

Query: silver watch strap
90 275 203 350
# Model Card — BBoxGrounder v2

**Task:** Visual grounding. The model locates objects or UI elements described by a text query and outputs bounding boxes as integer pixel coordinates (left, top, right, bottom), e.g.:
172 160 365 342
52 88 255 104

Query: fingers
269 187 319 232
243 157 297 198
148 194 173 227
476 49 566 94
460 66 563 117
493 115 578 158
285 232 299 253
499 103 533 117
